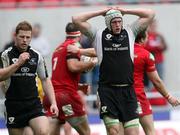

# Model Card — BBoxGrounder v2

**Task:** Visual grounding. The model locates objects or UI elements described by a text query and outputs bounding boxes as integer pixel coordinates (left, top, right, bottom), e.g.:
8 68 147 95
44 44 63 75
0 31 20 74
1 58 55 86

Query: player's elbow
152 78 162 87
148 9 155 20
72 16 79 25
0 73 5 81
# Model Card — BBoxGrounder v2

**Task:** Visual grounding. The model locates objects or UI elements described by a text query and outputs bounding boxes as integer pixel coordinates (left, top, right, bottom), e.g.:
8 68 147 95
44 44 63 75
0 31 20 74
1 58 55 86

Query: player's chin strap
66 31 81 37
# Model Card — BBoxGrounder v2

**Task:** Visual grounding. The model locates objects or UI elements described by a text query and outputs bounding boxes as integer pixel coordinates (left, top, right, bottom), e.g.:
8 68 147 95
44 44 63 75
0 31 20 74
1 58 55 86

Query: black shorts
98 84 138 122
5 98 45 128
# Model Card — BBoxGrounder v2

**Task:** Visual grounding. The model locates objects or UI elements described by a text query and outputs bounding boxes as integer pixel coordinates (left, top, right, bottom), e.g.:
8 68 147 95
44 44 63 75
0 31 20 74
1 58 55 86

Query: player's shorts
135 88 152 117
43 90 86 122
98 84 138 122
5 98 45 128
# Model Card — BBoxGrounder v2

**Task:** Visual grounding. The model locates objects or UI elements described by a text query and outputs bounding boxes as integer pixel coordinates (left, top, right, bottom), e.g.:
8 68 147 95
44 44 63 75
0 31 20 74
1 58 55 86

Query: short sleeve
145 53 156 72
37 54 49 79
0 51 10 69
66 44 80 60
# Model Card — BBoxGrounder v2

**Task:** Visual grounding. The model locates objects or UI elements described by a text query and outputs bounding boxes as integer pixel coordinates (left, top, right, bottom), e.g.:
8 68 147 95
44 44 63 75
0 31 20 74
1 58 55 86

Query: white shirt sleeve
37 54 49 80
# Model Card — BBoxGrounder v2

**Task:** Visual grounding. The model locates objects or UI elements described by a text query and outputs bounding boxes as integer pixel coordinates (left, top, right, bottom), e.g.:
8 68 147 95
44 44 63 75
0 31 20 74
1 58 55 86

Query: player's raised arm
72 8 110 40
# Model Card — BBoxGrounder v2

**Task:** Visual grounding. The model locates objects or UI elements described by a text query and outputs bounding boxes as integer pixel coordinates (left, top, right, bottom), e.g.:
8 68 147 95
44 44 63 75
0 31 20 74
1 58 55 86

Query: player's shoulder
1 46 13 56
136 45 150 58
135 44 148 53
30 47 41 57
143 49 155 61
142 47 150 54
141 48 152 59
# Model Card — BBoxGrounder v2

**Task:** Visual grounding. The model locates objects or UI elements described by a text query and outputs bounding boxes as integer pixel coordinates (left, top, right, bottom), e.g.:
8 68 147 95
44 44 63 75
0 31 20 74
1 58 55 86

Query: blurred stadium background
1 0 180 135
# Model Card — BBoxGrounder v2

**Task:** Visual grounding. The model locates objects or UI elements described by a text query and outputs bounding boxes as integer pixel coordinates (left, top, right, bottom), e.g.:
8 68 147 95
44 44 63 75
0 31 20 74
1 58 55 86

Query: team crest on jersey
8 117 15 124
29 58 37 65
119 34 127 41
105 34 112 40
101 106 107 113
12 58 18 64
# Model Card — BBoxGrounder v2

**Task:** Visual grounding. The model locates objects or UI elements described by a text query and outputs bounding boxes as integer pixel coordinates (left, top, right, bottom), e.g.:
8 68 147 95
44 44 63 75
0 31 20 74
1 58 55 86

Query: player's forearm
42 78 57 105
152 79 169 97
72 9 107 24
80 48 96 57
122 8 155 19
0 63 21 81
69 61 95 73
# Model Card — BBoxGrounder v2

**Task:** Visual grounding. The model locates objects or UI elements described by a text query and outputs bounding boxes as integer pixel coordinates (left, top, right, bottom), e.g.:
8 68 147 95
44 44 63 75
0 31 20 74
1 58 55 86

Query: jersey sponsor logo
104 46 128 51
21 67 30 73
12 73 36 77
8 117 15 124
12 58 18 64
105 34 112 40
62 104 74 116
112 43 121 48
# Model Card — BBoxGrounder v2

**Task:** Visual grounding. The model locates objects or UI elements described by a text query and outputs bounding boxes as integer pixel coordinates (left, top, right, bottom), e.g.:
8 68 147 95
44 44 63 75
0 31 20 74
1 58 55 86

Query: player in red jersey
43 22 97 135
134 29 180 135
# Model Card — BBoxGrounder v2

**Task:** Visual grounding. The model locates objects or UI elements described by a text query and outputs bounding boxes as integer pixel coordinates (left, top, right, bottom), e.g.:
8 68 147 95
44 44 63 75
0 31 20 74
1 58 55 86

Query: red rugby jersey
134 43 156 89
51 39 80 93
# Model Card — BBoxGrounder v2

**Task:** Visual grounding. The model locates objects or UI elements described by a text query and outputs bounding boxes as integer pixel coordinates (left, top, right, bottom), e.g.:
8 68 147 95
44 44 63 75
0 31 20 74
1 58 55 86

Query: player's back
51 39 80 93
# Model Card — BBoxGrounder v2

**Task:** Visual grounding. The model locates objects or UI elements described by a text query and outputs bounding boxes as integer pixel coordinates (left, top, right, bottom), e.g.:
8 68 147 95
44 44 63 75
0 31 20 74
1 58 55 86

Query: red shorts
43 90 86 122
135 88 152 117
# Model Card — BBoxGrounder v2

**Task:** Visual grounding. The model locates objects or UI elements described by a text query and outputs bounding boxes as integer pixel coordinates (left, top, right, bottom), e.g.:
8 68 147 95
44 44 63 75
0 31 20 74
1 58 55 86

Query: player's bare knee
103 115 120 135
35 128 49 135
107 127 120 135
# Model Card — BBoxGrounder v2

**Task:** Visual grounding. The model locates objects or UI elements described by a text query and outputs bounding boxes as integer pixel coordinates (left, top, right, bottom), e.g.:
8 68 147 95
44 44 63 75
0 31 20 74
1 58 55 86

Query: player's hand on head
17 52 30 65
113 7 126 15
102 7 113 16
50 104 59 118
